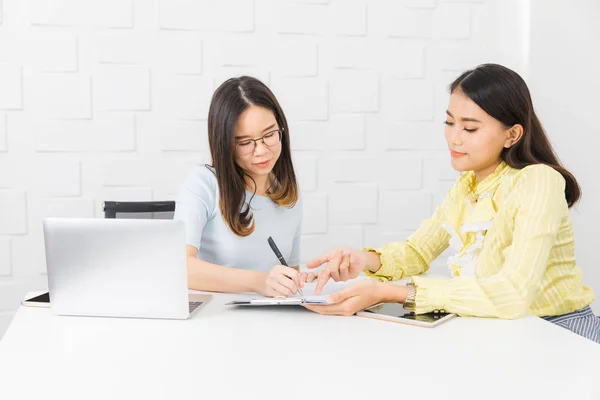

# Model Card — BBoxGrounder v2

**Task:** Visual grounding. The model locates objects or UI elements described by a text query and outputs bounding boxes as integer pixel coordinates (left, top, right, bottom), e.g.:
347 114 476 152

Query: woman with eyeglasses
174 76 313 297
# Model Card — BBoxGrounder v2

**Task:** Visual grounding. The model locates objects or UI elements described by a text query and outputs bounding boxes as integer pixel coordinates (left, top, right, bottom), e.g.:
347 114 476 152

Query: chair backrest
103 201 175 219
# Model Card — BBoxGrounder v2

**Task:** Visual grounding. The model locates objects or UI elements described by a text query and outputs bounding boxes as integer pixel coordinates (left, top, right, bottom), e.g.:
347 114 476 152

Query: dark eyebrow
446 110 481 123
236 124 278 140
262 123 277 133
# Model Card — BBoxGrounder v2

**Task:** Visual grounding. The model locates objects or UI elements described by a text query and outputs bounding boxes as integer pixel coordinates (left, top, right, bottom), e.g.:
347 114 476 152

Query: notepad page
243 279 360 304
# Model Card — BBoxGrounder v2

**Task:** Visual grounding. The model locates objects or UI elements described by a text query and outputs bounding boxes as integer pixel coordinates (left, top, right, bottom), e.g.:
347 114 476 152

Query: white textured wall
528 0 600 308
0 0 528 338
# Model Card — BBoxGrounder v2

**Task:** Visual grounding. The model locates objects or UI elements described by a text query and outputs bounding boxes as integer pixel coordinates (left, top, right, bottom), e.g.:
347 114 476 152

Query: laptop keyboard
189 301 204 313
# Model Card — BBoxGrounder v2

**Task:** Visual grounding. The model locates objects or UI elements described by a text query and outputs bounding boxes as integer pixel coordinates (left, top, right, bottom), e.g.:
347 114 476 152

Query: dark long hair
207 76 298 237
450 63 580 207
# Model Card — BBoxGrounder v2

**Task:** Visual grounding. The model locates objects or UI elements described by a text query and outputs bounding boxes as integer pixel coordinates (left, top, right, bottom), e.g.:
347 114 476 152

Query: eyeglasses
235 129 282 156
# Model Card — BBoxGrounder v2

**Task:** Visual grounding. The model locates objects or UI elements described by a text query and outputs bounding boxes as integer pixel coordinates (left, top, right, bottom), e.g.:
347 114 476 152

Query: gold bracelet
403 281 417 310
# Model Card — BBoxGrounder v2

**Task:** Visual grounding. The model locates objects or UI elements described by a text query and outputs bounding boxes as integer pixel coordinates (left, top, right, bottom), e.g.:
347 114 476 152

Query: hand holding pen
267 236 304 297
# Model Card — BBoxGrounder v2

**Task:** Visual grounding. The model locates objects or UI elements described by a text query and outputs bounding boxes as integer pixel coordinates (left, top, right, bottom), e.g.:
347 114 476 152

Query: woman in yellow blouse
305 63 599 343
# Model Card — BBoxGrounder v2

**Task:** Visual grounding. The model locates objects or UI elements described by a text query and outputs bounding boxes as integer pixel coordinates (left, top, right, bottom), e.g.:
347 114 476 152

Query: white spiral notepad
226 280 358 306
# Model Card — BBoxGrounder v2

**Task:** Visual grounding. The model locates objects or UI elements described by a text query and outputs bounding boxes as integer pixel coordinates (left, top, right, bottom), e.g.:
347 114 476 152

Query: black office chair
103 201 176 219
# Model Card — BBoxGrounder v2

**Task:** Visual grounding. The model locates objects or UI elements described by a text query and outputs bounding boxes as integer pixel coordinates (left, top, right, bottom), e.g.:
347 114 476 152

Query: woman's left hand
303 280 407 316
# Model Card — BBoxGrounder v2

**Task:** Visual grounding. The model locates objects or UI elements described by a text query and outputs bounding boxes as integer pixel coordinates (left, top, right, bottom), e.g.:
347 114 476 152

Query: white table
0 290 599 400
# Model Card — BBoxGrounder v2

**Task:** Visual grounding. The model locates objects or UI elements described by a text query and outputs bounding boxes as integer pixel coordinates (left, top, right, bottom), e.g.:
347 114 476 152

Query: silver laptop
43 218 211 319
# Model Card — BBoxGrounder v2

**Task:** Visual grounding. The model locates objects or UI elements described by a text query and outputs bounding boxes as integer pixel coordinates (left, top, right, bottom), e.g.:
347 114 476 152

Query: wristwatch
403 281 417 310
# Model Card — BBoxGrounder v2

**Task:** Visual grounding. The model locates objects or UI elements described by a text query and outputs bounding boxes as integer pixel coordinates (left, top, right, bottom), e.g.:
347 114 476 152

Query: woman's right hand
257 265 302 297
306 248 368 294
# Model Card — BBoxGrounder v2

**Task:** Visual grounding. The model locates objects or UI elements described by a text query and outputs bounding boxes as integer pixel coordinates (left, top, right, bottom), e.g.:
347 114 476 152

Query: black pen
267 236 303 296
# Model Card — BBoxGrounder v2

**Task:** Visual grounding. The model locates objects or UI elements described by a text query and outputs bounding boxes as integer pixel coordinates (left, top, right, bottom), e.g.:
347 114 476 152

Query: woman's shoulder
496 164 568 213
179 164 219 204
519 163 563 179
185 164 217 187
507 163 566 191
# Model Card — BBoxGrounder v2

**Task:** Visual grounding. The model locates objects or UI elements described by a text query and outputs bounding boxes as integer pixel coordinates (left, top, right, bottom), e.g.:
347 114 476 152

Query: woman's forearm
187 256 266 293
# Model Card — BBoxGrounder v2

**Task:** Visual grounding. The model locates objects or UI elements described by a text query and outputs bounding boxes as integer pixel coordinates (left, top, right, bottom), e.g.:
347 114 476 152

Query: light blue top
173 165 302 271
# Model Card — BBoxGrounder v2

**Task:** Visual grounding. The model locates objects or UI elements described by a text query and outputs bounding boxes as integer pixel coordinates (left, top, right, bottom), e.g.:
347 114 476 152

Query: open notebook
226 280 358 306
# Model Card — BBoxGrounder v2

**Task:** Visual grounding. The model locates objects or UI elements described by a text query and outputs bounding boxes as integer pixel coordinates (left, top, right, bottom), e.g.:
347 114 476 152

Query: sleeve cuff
411 276 450 314
362 247 401 281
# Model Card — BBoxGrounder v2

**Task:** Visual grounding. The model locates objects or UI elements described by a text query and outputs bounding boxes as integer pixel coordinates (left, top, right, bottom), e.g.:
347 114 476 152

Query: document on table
226 280 358 306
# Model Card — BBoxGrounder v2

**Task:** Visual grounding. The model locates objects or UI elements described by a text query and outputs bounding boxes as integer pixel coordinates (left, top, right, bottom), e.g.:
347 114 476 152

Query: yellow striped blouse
366 161 594 318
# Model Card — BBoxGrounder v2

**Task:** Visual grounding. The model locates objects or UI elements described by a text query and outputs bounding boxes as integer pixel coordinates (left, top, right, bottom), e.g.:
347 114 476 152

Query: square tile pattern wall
0 0 516 338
